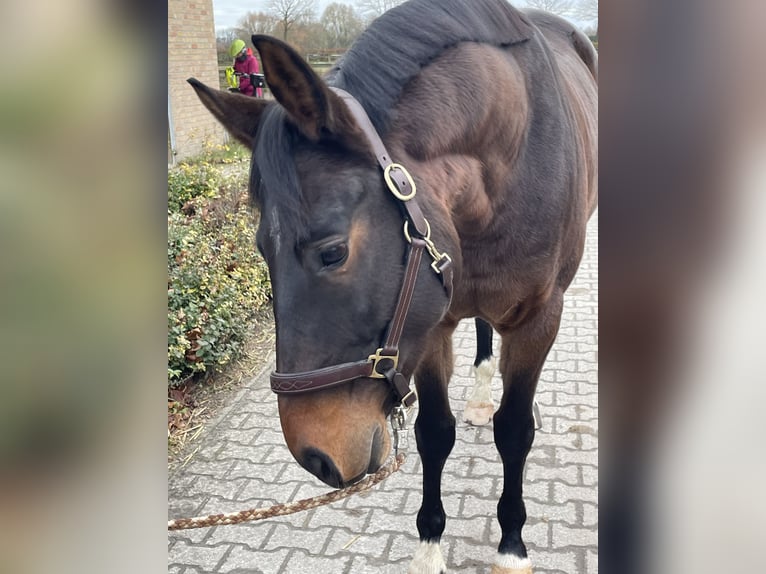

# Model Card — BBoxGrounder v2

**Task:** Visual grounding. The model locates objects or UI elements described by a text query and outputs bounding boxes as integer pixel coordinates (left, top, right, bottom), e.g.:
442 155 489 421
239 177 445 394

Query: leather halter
269 87 454 408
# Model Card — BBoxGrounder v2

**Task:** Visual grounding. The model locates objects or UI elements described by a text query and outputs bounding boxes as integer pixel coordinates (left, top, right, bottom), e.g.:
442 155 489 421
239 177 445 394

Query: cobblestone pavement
168 215 597 573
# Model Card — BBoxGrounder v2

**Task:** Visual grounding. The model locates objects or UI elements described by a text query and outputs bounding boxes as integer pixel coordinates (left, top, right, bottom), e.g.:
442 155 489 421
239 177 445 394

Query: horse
188 0 597 571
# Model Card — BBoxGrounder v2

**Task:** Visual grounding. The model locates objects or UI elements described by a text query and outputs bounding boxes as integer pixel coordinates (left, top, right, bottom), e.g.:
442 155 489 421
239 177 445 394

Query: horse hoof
490 567 533 574
408 541 446 574
491 554 533 573
463 401 494 426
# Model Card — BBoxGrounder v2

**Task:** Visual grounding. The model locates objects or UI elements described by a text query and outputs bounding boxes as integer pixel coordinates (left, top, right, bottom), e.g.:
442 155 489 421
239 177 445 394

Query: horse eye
320 243 348 267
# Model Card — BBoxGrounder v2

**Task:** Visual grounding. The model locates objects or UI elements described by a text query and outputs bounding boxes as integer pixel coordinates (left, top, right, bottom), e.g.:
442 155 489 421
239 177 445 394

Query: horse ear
187 78 268 148
252 35 353 142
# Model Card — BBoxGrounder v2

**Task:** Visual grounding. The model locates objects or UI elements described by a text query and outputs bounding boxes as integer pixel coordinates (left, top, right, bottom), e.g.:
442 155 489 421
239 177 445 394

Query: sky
211 0 593 32
213 0 333 31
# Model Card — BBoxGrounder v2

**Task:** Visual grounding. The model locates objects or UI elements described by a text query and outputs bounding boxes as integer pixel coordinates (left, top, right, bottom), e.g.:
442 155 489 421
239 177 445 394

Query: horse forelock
251 105 309 244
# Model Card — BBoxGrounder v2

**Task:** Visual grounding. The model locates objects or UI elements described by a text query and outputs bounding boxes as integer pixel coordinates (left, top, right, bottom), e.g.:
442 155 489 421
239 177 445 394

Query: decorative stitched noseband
269 88 453 408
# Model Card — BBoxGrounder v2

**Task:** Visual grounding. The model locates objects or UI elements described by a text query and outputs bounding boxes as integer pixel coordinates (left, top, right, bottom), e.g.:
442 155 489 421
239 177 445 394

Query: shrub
167 161 222 213
167 164 271 385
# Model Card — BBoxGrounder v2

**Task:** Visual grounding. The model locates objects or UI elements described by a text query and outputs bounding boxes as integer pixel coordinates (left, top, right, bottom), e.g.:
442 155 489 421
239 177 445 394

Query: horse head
189 35 454 488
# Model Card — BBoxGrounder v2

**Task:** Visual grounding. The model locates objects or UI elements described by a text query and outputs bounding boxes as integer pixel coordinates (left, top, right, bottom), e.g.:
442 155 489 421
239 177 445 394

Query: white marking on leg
491 552 533 573
464 357 496 426
408 541 446 574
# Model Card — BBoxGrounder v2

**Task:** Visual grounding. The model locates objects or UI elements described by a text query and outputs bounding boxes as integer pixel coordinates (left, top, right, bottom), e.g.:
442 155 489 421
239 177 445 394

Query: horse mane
252 0 533 238
327 0 533 135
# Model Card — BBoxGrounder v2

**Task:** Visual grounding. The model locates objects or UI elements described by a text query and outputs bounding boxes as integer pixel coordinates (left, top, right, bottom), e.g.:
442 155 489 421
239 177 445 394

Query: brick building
168 0 223 163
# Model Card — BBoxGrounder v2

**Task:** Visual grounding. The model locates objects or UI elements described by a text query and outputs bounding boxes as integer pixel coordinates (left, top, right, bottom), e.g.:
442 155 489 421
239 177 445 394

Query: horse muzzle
277 390 391 488
298 424 387 488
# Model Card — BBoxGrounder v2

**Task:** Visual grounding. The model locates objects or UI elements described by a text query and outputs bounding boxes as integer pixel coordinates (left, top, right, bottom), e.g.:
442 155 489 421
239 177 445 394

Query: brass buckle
383 163 417 201
430 252 453 274
367 348 399 378
403 219 451 275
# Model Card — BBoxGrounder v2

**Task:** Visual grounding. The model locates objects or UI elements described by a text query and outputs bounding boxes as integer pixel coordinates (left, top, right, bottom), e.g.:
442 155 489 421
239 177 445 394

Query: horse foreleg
464 317 496 426
408 324 456 574
492 296 563 574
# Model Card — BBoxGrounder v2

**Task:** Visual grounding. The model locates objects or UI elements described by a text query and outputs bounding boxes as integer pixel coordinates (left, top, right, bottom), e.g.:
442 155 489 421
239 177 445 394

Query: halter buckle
403 219 452 276
367 348 399 378
384 163 417 201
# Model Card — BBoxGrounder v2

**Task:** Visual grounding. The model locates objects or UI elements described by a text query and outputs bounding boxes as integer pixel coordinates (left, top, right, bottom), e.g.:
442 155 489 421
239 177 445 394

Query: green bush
167 162 221 213
167 164 271 385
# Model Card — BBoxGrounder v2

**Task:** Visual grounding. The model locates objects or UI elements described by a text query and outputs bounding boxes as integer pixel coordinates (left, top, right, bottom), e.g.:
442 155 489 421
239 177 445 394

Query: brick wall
168 0 224 161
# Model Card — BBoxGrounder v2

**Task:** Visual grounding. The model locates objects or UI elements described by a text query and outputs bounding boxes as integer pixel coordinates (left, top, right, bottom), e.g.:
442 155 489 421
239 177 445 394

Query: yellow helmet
229 39 246 58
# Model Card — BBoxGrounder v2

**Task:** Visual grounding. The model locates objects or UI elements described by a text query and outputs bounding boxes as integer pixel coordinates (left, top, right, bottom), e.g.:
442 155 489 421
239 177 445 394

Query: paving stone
205 522 276 548
169 540 229 571
325 529 391 558
217 545 289 574
587 549 599 573
527 549 579 573
552 523 598 548
583 503 598 527
345 555 413 573
526 499 579 525
524 462 580 485
281 550 351 573
553 483 599 505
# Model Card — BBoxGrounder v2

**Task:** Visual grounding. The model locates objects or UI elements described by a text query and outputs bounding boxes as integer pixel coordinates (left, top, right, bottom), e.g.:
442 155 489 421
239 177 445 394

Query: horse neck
385 44 530 243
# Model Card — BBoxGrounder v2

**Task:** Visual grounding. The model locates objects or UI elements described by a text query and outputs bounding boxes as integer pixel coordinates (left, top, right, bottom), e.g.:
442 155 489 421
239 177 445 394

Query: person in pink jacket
229 40 262 97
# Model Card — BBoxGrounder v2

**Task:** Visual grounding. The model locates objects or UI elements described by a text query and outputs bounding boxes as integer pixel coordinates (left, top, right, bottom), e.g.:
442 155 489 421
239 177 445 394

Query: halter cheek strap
269 88 453 407
330 88 454 295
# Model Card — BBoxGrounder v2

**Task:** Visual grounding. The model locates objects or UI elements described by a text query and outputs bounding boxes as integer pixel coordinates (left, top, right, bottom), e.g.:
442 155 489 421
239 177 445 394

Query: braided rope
168 453 406 531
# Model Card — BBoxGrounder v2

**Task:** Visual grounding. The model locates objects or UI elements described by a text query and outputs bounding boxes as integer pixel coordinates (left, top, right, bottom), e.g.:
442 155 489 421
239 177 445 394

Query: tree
216 28 240 46
522 0 576 18
267 0 317 42
236 11 279 38
289 21 328 54
572 0 598 26
321 3 365 49
354 0 404 21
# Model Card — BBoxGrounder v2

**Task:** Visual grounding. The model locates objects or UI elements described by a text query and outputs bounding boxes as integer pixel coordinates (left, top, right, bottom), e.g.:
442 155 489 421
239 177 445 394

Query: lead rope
168 407 413 531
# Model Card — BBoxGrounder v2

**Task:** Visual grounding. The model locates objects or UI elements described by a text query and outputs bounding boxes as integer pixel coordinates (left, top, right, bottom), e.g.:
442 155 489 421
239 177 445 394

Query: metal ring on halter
384 163 417 201
403 218 431 244
390 404 412 454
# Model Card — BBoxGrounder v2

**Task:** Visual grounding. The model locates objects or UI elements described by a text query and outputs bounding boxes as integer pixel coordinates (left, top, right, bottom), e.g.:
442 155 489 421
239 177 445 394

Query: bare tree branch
523 0 576 18
354 0 404 21
572 0 598 24
321 3 365 49
267 0 317 41
236 11 280 37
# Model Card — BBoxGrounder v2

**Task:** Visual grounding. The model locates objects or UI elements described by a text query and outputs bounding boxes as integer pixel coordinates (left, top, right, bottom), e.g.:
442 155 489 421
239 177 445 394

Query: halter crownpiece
269 88 453 407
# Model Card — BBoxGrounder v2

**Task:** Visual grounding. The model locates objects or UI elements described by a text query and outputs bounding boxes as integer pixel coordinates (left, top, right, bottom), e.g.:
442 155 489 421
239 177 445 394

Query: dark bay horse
189 1 596 571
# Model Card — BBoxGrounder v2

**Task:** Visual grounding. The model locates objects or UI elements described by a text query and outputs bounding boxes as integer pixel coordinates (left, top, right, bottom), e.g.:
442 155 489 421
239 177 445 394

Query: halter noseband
269 88 454 408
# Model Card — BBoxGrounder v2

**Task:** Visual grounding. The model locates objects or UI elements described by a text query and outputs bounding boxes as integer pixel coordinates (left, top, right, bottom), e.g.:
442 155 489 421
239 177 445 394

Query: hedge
167 160 271 385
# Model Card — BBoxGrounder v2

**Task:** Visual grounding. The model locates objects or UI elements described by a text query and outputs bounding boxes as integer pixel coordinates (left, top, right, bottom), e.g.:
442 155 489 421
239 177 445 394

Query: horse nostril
301 447 343 488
